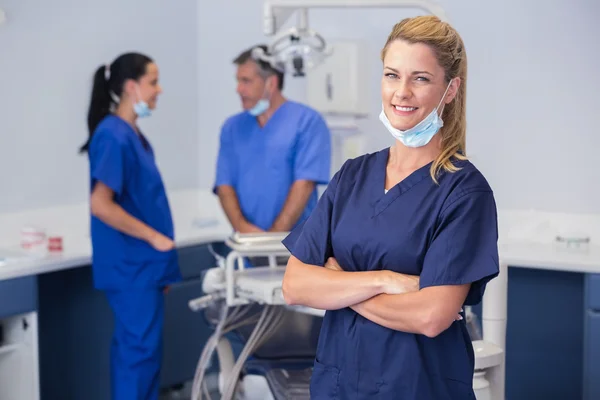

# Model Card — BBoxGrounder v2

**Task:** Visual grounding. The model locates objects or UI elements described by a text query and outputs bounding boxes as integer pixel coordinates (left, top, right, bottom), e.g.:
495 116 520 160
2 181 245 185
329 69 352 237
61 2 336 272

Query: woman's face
381 40 459 131
128 62 162 110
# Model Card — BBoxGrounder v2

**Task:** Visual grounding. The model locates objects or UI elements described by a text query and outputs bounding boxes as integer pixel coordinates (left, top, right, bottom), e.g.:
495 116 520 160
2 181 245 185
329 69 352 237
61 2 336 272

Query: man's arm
273 111 331 232
269 180 315 232
214 121 264 234
217 185 263 233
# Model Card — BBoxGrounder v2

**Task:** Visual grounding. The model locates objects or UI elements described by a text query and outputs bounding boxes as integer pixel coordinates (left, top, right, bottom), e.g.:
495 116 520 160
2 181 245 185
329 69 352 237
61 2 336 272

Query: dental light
262 0 448 76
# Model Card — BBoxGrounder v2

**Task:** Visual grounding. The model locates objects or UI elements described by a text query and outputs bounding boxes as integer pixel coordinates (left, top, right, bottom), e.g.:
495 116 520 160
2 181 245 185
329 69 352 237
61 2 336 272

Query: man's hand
238 221 265 234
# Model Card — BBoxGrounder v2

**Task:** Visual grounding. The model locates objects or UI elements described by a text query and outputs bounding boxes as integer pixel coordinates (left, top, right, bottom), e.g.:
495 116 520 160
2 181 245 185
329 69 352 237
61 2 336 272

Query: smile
395 106 417 112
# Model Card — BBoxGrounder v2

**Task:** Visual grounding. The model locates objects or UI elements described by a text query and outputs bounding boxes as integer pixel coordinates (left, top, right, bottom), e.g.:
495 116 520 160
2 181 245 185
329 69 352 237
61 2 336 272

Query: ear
122 79 137 98
266 74 278 93
444 77 461 104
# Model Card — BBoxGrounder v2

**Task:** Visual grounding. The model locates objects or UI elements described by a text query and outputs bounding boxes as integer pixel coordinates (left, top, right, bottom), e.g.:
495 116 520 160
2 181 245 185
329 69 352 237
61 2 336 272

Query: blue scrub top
213 101 331 231
88 115 181 290
283 148 499 399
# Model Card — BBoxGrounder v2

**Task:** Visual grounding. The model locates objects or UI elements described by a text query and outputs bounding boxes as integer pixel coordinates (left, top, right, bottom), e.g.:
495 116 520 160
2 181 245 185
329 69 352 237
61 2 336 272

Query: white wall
0 0 199 213
197 0 600 214
1 1 598 216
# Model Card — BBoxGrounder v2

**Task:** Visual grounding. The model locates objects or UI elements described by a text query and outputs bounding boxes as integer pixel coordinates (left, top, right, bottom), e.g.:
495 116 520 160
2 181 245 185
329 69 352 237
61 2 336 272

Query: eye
384 73 397 79
415 76 430 82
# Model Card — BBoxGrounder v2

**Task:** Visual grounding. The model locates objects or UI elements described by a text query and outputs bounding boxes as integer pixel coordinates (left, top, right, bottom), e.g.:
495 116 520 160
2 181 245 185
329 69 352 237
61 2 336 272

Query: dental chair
189 233 507 400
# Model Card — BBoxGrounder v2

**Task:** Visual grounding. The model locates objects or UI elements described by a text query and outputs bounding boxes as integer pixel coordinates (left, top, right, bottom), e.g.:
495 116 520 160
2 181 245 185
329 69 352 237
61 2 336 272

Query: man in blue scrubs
214 44 332 234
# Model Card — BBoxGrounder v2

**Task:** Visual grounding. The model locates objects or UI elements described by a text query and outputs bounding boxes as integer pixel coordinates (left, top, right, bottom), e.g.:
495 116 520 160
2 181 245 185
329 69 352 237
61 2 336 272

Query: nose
394 80 411 100
157 84 163 94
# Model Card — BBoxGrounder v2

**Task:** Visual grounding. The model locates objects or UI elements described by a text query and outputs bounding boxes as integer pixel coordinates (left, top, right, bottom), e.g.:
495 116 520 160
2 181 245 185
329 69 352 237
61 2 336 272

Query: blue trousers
105 289 164 400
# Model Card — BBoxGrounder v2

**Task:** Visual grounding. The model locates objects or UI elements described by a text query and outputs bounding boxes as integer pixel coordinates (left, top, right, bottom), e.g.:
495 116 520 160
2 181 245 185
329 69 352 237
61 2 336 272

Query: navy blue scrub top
283 148 499 399
88 115 181 290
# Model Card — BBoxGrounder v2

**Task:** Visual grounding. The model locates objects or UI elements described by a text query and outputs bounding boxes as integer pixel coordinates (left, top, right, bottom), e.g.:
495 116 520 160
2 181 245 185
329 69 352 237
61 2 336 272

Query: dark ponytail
79 66 111 153
79 52 153 154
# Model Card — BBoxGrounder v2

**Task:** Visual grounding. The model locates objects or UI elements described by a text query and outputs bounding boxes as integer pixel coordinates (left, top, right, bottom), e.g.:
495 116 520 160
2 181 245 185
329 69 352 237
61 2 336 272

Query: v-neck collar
254 100 289 130
111 115 151 152
371 148 433 217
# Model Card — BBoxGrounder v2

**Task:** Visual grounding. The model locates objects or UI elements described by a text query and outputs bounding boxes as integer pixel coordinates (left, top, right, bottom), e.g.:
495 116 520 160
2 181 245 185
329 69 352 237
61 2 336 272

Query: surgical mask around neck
248 99 270 116
380 80 453 148
248 79 274 117
133 86 151 118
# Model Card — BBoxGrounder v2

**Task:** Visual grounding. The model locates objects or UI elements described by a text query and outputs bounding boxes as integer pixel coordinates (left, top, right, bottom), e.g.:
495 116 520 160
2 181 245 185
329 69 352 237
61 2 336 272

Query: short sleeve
89 132 125 196
282 161 343 266
213 123 237 193
419 190 500 305
293 113 331 185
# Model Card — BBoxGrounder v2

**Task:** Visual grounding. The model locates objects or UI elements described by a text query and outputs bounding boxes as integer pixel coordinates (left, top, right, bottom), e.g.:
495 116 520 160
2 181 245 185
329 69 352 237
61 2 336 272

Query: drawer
0 276 37 319
586 274 600 310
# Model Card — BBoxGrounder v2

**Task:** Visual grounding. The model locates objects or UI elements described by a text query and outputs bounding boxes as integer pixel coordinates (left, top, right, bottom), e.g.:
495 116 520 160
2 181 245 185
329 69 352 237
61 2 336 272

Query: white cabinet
0 312 40 400
306 40 370 117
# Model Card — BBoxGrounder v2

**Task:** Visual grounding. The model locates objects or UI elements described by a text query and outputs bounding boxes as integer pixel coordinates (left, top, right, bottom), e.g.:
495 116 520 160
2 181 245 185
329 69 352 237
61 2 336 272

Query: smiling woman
281 15 499 400
379 17 468 183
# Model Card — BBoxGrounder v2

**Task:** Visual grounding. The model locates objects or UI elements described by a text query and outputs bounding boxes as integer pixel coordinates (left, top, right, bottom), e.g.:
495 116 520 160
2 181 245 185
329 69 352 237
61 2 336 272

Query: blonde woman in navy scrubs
282 16 500 399
79 52 181 400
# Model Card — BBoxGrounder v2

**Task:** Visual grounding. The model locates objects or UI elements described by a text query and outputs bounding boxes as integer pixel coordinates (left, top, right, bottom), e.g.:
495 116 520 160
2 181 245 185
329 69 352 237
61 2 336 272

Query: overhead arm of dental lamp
263 0 448 36
261 0 447 77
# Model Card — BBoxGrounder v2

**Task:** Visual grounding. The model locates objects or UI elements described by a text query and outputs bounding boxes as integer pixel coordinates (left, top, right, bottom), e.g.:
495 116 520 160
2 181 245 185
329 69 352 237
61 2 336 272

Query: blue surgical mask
248 99 270 117
133 87 152 118
380 80 453 148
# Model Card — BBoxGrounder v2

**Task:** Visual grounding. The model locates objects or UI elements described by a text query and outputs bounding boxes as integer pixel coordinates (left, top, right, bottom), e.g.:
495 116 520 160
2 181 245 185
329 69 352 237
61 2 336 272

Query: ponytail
79 53 153 154
79 65 112 153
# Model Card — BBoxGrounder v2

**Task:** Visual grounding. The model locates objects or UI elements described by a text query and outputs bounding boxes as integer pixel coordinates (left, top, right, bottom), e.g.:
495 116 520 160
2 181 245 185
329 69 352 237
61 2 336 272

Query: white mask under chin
380 80 453 148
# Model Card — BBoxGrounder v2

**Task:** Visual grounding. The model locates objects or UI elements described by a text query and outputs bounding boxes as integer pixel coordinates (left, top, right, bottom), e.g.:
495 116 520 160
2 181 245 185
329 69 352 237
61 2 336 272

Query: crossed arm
282 256 468 338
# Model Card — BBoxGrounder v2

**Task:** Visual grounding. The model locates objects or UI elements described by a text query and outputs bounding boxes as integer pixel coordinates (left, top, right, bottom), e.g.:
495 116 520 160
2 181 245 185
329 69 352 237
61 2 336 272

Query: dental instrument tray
225 232 290 254
235 266 287 305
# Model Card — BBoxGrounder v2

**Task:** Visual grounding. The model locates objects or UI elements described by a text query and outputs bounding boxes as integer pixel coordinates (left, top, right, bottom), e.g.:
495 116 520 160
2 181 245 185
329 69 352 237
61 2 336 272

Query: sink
0 247 35 267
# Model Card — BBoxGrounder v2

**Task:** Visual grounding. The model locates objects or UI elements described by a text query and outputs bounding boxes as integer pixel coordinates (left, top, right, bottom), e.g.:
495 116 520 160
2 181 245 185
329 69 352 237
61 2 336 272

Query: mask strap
109 91 120 104
436 78 454 116
134 84 144 104
262 76 274 101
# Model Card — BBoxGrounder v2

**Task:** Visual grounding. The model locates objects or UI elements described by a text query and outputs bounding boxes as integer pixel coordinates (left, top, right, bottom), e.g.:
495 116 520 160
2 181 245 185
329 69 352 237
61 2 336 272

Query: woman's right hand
381 270 420 295
149 232 175 252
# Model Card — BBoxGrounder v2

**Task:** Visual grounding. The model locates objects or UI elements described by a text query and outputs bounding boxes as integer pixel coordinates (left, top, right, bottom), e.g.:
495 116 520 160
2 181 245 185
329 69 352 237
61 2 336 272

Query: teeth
395 106 416 111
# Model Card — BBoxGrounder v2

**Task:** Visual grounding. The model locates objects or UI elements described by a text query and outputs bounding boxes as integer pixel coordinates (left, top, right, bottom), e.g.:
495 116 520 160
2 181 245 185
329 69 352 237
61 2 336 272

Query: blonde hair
381 15 468 183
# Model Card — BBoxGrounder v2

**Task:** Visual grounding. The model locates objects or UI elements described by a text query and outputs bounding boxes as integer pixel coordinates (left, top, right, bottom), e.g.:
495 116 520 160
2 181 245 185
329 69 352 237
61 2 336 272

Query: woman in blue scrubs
282 16 499 399
79 53 181 400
